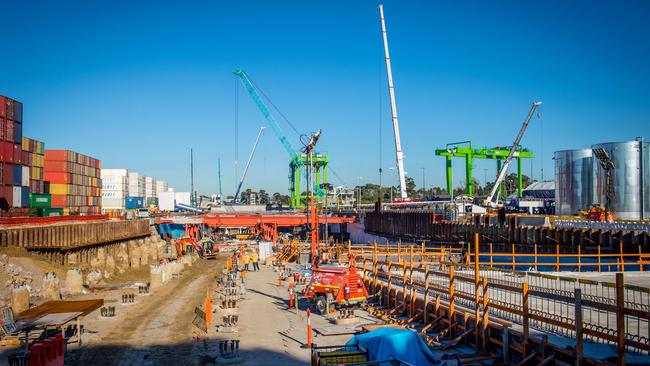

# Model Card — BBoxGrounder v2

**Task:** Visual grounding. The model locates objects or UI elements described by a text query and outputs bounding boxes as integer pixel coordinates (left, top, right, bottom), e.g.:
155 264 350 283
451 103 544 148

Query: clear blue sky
1 1 648 196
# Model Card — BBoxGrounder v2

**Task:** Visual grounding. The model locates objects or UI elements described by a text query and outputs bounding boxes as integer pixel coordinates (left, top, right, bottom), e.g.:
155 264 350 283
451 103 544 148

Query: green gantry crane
435 141 533 198
233 68 328 208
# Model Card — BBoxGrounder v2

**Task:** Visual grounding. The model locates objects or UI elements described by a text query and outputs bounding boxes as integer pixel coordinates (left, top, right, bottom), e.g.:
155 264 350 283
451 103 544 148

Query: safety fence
356 255 650 364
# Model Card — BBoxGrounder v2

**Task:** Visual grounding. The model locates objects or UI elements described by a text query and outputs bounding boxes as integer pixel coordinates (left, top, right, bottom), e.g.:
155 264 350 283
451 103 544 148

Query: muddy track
74 258 222 366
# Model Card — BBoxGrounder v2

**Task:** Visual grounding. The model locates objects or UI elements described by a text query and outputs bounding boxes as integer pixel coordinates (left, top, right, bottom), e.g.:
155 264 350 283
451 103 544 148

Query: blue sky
1 1 648 195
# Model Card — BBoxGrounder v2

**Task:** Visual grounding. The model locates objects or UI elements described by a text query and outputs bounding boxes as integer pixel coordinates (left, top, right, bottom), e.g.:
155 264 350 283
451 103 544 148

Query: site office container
125 196 144 209
38 207 63 217
29 193 51 208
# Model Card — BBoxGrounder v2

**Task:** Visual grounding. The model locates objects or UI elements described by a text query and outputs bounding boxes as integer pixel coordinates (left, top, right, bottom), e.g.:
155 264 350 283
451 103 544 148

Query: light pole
422 167 425 195
388 167 396 202
356 177 363 207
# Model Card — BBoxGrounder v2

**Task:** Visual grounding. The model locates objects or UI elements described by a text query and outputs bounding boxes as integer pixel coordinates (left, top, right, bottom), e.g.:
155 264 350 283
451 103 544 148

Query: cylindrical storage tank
592 140 650 220
554 149 593 216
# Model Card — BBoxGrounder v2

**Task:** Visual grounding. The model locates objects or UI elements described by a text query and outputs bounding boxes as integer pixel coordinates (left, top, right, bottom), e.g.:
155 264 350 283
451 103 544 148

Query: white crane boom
484 101 542 207
233 126 265 202
379 4 408 199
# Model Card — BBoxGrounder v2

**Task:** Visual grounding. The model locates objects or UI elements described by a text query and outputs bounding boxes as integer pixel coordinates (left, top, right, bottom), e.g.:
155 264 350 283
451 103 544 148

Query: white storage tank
554 149 594 215
592 140 650 219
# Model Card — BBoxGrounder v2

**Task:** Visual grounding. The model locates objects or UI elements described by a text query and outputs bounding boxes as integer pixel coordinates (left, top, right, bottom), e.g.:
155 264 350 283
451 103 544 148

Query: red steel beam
198 214 355 228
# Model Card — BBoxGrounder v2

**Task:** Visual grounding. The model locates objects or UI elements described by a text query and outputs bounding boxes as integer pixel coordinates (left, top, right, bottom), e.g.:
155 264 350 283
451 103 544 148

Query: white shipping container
12 187 21 207
101 175 128 184
101 168 128 177
102 183 128 191
21 166 29 187
156 180 168 192
102 191 127 198
158 192 175 211
102 197 125 209
175 192 191 206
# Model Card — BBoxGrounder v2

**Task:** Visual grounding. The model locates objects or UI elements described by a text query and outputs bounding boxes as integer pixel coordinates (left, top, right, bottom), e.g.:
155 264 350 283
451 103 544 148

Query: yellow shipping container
22 136 29 151
49 183 71 195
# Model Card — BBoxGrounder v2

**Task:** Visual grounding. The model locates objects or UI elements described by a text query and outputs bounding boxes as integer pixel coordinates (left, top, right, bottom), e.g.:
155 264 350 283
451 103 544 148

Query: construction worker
242 252 251 271
251 251 260 271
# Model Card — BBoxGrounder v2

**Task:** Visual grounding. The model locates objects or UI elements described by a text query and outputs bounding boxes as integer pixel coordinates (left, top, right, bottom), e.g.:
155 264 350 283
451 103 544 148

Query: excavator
175 237 219 259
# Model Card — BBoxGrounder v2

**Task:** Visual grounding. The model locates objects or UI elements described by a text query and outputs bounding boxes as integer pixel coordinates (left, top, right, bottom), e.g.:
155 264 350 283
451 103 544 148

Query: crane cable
247 74 303 138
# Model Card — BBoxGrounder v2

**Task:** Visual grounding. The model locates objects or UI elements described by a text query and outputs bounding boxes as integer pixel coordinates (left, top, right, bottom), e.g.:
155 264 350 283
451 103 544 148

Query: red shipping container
43 160 70 173
13 144 22 164
2 186 12 206
0 117 3 141
44 150 71 162
0 96 5 118
3 142 13 163
44 171 71 184
5 119 13 143
3 163 12 186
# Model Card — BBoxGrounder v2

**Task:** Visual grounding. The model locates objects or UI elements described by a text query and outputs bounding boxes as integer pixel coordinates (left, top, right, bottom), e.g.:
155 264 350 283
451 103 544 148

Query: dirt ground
67 257 224 366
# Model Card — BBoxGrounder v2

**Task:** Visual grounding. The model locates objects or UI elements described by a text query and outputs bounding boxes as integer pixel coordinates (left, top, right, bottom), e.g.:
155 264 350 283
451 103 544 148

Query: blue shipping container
14 122 22 142
12 165 21 186
20 187 28 208
125 196 144 209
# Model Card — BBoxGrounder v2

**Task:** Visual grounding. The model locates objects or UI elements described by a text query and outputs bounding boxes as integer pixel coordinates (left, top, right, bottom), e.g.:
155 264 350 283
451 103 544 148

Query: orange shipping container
44 171 71 184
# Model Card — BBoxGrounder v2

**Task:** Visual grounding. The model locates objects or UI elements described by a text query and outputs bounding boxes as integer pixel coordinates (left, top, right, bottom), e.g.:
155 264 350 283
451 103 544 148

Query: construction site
0 2 648 366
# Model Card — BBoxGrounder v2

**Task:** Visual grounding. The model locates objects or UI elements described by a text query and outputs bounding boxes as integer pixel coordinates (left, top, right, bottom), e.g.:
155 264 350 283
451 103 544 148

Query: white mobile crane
379 4 408 200
232 126 265 203
484 101 542 207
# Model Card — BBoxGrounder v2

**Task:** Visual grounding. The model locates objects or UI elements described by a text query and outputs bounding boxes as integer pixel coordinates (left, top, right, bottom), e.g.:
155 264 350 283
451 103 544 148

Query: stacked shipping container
127 172 145 197
155 180 168 193
44 150 101 214
101 169 128 211
145 176 157 205
0 95 30 208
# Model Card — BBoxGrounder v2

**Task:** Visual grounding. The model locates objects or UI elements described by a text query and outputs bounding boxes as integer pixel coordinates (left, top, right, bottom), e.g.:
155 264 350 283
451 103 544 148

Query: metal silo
592 140 649 220
554 149 593 216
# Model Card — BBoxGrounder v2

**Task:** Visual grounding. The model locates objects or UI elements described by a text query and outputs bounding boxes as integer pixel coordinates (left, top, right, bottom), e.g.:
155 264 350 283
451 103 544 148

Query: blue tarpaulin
346 328 439 365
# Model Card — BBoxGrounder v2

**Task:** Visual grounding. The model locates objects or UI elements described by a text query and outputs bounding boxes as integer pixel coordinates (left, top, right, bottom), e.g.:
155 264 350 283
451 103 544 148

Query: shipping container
38 207 63 217
21 166 29 187
158 192 175 211
14 101 22 123
13 121 22 142
20 187 28 208
12 186 21 207
125 196 144 209
5 99 14 120
30 193 52 208
13 144 22 164
5 119 13 143
1 186 12 207
12 165 21 186
0 96 5 117
146 197 159 206
3 163 13 186
3 142 13 163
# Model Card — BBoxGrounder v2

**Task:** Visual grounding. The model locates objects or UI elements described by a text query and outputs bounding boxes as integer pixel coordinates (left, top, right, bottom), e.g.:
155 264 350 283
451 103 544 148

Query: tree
258 190 270 204
405 177 416 196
